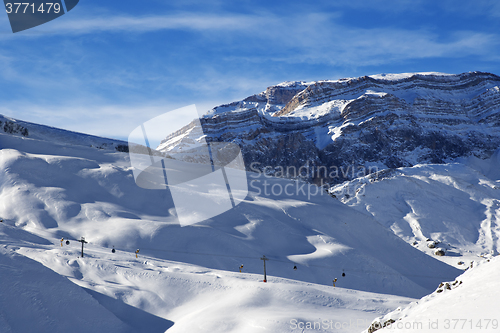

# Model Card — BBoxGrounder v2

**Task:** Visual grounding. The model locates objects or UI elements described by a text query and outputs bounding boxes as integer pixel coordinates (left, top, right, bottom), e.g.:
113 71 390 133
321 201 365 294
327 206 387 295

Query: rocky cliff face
158 72 500 185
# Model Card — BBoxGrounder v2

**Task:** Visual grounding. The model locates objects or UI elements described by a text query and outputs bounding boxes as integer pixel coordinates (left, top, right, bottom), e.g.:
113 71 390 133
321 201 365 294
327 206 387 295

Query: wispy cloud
38 13 257 34
24 11 498 68
434 0 500 18
0 101 196 140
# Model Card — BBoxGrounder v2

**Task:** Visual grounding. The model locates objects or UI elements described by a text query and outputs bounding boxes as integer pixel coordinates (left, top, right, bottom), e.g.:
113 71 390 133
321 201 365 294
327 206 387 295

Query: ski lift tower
78 237 88 258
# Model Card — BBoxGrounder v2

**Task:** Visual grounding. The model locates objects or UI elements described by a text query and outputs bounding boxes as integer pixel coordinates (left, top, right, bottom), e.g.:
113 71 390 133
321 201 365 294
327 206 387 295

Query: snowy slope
0 127 466 332
363 256 500 333
0 225 139 333
0 131 460 299
0 114 128 152
3 219 410 333
2 70 500 332
330 153 500 269
13 241 413 333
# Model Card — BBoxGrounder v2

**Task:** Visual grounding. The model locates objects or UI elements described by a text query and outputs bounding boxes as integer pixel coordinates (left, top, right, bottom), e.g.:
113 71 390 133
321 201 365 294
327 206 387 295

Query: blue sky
0 0 499 140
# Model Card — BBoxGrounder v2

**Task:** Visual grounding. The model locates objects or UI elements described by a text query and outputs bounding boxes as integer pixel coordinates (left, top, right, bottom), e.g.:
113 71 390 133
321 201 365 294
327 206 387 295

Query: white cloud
0 99 236 140
35 13 257 34
8 10 498 68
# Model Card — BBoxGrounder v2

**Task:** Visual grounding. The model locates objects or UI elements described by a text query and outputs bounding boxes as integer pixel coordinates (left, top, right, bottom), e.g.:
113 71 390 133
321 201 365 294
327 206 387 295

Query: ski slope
4 118 500 332
9 234 412 333
0 229 136 333
0 132 460 297
0 129 467 332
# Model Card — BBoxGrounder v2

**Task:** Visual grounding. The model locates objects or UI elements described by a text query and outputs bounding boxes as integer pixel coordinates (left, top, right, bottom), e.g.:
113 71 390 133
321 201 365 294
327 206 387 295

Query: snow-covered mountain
2 71 500 332
0 131 459 299
0 114 463 332
160 71 500 185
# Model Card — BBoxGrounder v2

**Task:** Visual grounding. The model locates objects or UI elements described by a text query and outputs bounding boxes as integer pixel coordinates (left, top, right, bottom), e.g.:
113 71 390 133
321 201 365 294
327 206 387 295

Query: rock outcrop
159 72 500 185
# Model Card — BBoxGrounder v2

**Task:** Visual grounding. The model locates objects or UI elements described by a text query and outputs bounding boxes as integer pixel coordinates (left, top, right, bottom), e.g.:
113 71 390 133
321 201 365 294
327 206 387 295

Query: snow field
364 256 500 333
14 239 414 333
332 157 500 269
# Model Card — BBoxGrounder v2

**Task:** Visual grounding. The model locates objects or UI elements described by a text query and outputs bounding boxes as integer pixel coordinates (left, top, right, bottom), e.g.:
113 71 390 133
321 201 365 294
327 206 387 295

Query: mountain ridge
1 72 498 333
0 114 129 152
159 71 500 186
